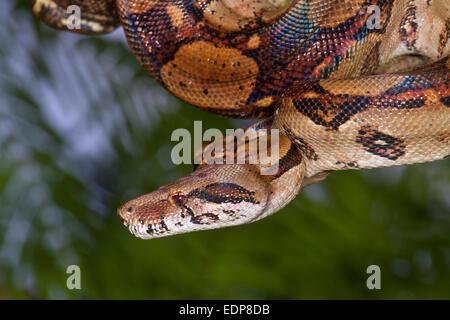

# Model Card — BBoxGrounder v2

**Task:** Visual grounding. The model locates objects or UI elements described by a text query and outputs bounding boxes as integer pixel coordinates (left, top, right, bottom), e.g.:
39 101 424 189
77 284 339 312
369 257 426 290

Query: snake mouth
116 164 272 239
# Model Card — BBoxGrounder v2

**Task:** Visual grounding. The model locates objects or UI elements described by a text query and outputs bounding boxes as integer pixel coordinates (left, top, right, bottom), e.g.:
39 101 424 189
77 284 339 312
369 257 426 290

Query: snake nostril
127 206 134 213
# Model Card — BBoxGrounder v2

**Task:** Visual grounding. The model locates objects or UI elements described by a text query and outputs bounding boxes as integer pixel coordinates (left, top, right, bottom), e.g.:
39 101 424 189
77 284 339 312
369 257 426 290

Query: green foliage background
0 1 448 299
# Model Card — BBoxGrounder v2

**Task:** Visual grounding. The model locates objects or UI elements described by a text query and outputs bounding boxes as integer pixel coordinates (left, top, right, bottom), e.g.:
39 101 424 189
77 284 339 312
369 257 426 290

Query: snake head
118 164 271 239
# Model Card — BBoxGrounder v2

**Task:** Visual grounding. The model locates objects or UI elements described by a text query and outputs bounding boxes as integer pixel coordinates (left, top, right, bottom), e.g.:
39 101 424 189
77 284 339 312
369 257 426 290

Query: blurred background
0 0 449 299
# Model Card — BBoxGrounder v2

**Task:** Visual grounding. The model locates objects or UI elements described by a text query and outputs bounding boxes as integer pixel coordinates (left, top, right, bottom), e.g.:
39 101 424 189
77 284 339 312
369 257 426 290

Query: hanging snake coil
29 0 449 239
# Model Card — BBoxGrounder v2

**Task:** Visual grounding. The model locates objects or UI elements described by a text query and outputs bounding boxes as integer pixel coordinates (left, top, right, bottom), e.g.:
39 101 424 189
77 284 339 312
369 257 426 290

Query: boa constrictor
29 0 449 239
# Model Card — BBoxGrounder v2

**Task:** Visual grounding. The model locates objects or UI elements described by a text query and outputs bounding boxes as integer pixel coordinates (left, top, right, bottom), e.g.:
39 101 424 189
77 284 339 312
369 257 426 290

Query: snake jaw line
117 164 271 239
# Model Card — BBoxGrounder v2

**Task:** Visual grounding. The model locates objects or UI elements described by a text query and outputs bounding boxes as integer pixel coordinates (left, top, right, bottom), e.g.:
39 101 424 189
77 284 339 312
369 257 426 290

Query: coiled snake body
30 0 449 239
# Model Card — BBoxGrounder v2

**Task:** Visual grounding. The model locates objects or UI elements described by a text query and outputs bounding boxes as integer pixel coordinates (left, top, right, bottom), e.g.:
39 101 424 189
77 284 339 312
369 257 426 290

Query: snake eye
168 191 187 207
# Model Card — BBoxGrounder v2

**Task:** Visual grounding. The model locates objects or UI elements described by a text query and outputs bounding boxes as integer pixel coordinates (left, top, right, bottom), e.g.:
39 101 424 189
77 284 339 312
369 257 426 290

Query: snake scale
29 0 449 239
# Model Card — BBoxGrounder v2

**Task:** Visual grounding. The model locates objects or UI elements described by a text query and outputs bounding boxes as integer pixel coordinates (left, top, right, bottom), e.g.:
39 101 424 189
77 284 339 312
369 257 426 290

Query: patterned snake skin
29 0 449 239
